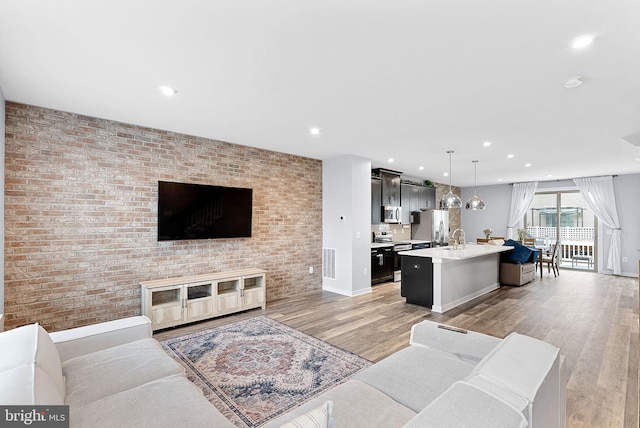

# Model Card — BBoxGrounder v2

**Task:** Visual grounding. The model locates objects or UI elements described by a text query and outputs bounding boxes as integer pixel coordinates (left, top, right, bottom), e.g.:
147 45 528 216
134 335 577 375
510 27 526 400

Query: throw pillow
501 239 534 264
280 401 334 428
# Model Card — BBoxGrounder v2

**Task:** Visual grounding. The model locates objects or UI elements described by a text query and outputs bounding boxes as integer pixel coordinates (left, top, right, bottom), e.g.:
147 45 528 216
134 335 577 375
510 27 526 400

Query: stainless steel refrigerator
411 209 450 246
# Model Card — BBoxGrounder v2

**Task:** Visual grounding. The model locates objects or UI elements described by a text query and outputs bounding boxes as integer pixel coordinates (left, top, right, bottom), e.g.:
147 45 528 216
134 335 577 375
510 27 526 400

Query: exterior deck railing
527 226 594 268
526 226 594 241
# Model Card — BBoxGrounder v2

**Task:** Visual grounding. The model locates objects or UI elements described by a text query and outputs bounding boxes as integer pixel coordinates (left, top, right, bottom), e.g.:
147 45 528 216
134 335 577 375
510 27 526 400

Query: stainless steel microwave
382 205 402 223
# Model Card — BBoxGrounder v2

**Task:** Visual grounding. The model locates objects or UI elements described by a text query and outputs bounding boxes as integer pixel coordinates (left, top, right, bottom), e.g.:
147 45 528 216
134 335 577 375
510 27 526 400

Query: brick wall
4 103 323 331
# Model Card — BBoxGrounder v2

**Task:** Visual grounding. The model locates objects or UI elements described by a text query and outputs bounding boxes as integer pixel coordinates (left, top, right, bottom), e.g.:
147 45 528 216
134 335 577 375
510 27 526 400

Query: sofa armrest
470 332 565 428
49 316 152 362
409 321 501 363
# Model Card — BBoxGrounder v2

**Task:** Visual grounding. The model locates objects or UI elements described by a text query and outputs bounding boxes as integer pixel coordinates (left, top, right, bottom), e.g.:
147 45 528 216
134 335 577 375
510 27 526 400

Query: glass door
525 193 557 245
524 191 596 271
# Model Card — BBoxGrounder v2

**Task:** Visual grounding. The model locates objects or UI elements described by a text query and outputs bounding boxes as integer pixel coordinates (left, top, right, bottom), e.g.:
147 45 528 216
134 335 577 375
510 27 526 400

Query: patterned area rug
160 316 371 427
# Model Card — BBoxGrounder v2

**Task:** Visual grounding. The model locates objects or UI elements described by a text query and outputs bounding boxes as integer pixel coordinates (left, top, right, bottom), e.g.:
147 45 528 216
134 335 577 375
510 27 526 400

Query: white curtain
573 176 622 275
507 182 538 240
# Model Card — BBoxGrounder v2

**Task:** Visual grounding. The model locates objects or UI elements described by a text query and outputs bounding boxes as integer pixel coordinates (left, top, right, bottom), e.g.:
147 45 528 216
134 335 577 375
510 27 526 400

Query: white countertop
398 244 513 261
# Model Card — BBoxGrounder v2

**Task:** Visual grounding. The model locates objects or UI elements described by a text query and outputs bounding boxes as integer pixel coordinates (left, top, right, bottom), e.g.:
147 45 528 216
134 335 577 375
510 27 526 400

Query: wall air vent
322 248 336 279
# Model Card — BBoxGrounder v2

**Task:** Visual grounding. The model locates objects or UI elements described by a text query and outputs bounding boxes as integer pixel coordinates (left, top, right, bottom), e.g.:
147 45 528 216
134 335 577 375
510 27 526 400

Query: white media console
140 268 266 330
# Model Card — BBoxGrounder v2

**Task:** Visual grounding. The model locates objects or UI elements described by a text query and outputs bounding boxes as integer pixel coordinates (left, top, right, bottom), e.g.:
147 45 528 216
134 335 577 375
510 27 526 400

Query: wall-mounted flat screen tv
157 181 252 241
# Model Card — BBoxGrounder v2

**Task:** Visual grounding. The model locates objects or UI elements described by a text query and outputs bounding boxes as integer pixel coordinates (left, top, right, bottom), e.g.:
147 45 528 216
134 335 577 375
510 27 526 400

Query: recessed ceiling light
159 86 177 96
497 178 503 182
443 172 449 177
388 158 394 163
309 127 321 136
506 154 515 159
524 163 532 167
483 141 492 147
564 76 583 88
571 35 595 49
418 166 424 170
547 174 553 177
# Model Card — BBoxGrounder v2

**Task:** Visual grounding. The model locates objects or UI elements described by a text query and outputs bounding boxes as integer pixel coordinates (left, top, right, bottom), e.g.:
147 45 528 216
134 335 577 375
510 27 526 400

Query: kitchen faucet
451 229 465 249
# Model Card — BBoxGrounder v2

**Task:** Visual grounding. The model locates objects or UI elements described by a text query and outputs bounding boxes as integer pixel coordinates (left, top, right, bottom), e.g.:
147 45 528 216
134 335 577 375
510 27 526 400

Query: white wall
322 155 372 296
460 184 511 242
0 87 5 330
612 174 640 276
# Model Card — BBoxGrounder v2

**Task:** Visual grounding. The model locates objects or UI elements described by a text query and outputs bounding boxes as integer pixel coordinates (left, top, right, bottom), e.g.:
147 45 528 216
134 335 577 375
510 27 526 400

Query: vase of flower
517 228 527 242
483 228 492 239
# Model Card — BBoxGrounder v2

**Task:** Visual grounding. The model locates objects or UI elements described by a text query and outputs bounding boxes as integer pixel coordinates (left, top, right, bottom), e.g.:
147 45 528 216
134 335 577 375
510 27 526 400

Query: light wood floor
154 268 639 428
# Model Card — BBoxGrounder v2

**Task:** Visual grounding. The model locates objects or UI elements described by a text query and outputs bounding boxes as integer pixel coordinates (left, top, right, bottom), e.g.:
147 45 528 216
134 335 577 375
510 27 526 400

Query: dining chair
477 238 490 244
523 238 535 246
539 241 561 277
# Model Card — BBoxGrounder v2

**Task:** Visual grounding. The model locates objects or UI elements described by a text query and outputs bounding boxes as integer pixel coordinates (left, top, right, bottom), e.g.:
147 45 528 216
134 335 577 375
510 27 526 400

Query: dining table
528 245 548 278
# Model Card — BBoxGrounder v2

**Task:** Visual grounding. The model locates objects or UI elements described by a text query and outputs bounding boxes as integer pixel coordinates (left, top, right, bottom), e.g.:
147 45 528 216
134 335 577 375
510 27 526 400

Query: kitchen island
398 244 513 313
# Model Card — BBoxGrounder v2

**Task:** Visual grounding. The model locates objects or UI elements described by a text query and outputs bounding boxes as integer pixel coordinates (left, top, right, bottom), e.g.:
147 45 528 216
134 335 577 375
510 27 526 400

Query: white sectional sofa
0 316 566 428
266 321 566 428
0 316 234 428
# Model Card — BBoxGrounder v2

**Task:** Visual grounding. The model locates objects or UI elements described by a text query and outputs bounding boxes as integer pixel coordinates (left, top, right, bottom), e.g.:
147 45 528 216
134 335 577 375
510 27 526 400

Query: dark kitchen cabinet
401 184 420 224
423 186 436 211
400 184 437 224
383 176 400 206
381 172 401 206
373 169 401 206
371 178 382 224
371 247 393 285
400 256 433 307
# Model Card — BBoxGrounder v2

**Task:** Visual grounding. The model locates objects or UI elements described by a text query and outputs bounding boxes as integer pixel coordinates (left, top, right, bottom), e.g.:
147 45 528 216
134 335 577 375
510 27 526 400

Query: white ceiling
1 0 639 187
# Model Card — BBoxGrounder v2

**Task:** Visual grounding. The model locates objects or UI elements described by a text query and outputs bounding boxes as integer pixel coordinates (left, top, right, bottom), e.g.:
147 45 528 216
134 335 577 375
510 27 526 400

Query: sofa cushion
49 315 152 362
353 346 475 413
63 338 184 407
409 321 501 363
262 380 416 428
70 374 235 428
0 323 66 399
472 332 560 401
279 401 333 428
0 364 64 405
402 381 527 428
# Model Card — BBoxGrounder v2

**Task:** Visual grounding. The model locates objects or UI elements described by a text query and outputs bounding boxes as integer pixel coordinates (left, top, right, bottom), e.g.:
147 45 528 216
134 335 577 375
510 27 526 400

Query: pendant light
440 151 462 209
466 160 486 210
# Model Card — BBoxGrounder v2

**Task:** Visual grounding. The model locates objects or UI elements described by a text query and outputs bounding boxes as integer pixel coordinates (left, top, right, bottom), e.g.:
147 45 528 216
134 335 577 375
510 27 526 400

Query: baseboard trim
433 282 500 314
322 285 372 297
601 270 639 278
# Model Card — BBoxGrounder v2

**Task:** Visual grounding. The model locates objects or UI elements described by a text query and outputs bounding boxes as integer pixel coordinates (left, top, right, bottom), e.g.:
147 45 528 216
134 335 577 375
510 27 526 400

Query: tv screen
157 181 252 241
